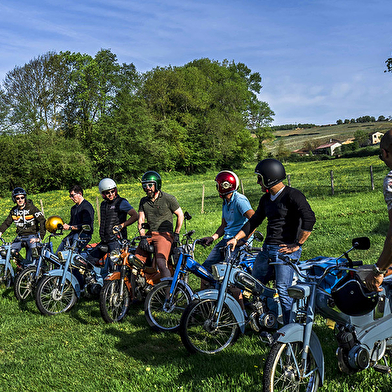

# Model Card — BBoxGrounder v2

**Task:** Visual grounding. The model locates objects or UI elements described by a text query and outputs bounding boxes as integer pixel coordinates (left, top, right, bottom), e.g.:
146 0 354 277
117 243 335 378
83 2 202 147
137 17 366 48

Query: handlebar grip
250 247 262 252
186 230 196 237
351 260 363 267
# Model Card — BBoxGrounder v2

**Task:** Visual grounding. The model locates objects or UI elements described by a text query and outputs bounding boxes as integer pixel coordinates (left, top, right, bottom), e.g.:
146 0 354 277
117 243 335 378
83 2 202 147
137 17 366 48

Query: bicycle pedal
259 331 274 346
373 364 391 374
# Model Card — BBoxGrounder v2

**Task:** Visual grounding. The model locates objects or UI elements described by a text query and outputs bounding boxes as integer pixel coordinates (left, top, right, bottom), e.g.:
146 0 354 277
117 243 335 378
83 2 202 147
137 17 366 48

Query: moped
0 237 31 287
179 237 277 355
99 226 160 323
14 233 62 301
262 237 391 392
35 225 107 315
144 211 259 333
144 211 216 332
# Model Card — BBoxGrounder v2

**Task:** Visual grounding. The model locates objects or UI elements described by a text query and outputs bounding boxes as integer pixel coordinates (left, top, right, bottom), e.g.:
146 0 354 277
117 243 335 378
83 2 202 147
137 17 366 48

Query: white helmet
99 178 117 194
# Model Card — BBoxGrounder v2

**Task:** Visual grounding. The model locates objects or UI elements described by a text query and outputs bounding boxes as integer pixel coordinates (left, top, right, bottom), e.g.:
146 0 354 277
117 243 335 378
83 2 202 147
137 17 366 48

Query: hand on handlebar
364 271 384 292
200 237 214 246
112 224 123 234
226 237 237 251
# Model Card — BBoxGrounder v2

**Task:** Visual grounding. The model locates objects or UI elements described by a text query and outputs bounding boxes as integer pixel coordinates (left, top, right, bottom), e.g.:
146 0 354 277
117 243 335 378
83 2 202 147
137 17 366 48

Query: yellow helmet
45 215 64 234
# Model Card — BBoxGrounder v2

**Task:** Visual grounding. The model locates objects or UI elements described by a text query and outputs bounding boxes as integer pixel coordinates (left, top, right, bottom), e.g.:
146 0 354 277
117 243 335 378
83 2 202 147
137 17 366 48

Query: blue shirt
222 191 252 238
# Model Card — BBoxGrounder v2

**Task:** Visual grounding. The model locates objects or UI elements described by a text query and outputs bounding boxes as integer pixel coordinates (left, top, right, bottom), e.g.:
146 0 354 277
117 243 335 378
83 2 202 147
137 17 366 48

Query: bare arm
173 207 184 234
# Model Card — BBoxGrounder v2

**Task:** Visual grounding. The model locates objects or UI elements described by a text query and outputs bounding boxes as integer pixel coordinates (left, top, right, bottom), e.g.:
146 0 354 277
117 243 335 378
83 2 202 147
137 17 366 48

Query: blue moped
34 225 107 315
263 237 392 392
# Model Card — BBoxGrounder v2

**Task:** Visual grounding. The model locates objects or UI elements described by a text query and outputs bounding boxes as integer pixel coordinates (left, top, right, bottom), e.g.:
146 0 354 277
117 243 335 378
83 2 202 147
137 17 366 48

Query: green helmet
141 171 162 191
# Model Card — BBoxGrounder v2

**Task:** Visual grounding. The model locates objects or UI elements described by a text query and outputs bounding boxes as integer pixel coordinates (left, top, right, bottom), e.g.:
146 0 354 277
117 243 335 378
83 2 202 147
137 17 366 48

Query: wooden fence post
40 199 44 215
96 196 100 226
241 179 244 195
330 170 334 196
370 165 374 191
201 184 205 214
287 174 291 187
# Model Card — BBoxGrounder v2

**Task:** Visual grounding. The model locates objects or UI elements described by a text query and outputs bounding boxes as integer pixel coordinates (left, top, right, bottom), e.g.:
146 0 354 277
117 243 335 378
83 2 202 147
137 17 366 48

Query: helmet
141 171 162 191
12 187 27 203
45 216 64 234
255 159 286 189
98 178 117 194
331 273 379 317
215 171 239 197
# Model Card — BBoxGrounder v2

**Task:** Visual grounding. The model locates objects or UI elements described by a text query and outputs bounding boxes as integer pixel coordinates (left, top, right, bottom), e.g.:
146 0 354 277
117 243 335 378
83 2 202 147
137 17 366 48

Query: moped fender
191 289 246 333
275 323 324 385
46 269 81 298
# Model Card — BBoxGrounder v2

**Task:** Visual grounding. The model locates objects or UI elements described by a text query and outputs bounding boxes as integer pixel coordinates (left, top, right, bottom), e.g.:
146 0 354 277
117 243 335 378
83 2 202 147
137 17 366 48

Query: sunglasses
103 189 116 196
142 183 155 189
15 196 25 201
69 193 79 198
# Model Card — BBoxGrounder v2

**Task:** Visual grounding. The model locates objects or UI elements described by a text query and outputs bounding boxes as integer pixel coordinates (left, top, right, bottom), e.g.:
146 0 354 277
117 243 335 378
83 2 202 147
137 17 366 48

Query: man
89 178 138 274
228 159 316 324
136 171 184 279
56 185 94 253
0 187 46 265
201 170 255 286
365 129 392 292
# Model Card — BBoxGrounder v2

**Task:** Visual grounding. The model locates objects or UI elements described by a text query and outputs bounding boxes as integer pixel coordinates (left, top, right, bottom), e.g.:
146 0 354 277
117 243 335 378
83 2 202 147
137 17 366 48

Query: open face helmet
255 159 286 189
141 171 162 191
98 178 117 199
45 216 64 234
215 171 239 197
12 187 27 203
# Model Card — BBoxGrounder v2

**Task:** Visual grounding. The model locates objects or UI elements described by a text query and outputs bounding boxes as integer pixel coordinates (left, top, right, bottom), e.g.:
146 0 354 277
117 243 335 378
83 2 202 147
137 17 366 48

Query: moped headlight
0 247 6 257
110 249 122 265
58 251 66 262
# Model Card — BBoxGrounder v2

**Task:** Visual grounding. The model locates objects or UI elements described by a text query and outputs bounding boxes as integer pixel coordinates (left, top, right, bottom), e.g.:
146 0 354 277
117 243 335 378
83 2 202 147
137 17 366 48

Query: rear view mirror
254 231 264 242
352 237 370 250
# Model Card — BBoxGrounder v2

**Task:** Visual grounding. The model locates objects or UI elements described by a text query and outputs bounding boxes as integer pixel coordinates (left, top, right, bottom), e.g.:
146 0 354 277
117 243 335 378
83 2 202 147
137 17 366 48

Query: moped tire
0 264 13 287
144 280 192 332
263 341 320 392
179 298 240 354
99 279 130 323
35 275 77 315
14 266 38 301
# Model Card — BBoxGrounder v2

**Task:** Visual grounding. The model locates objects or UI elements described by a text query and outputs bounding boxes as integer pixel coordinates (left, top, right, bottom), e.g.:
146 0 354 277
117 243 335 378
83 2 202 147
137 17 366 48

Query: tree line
0 50 274 195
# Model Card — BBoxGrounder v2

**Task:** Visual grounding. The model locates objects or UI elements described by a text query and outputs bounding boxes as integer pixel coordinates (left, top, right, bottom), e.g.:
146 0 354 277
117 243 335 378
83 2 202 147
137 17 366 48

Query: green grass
1 157 392 391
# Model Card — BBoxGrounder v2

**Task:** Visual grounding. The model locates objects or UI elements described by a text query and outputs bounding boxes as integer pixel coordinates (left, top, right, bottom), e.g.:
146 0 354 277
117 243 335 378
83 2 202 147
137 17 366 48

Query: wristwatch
295 240 304 247
372 264 387 276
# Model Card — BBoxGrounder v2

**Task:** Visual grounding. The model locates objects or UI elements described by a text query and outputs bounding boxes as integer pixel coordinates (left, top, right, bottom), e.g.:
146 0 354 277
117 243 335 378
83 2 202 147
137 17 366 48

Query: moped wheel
179 299 240 354
263 341 320 392
144 280 192 332
14 266 38 301
35 275 77 315
99 279 130 323
0 264 13 287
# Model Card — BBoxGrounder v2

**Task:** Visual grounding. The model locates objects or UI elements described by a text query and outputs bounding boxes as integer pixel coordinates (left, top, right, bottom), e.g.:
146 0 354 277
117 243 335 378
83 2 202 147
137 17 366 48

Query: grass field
1 156 392 391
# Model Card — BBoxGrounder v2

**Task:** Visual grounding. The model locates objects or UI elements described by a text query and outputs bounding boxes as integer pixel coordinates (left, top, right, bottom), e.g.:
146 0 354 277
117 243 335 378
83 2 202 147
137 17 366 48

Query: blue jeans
12 235 39 265
252 244 302 325
202 238 240 272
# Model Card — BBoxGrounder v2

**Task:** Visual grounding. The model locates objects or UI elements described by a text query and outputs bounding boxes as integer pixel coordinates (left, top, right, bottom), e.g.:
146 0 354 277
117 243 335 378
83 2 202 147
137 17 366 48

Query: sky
0 0 391 125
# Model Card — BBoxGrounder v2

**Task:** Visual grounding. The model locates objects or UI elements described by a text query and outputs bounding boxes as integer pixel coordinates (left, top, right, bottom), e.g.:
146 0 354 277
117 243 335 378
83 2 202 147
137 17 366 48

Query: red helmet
215 171 239 197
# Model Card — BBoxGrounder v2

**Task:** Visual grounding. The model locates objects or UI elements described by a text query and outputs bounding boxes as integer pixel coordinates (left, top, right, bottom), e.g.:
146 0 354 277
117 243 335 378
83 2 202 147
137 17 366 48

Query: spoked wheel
0 263 13 287
99 279 131 323
35 275 77 315
144 280 192 332
179 299 240 354
14 266 38 301
263 341 321 392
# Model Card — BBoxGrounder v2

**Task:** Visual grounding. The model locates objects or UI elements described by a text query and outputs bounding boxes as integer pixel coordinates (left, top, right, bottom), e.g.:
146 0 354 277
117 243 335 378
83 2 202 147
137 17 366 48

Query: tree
354 129 369 147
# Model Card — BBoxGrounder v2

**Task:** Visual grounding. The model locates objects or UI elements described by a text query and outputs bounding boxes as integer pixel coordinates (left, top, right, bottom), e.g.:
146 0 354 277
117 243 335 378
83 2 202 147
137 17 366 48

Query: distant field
267 121 392 154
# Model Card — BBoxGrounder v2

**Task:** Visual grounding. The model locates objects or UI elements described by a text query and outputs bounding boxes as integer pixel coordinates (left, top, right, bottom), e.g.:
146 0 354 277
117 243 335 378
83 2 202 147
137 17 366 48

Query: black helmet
331 273 379 317
255 159 286 189
12 187 27 203
142 171 162 191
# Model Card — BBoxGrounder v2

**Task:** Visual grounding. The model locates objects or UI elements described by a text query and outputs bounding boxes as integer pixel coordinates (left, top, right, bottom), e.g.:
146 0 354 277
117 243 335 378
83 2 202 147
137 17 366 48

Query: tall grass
0 156 391 391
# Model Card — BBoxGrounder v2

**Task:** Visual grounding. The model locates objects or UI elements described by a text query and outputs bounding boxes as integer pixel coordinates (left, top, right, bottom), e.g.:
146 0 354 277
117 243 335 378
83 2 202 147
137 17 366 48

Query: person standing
0 187 46 265
56 185 94 253
88 178 138 274
228 159 316 324
201 170 255 285
365 129 392 291
136 171 184 279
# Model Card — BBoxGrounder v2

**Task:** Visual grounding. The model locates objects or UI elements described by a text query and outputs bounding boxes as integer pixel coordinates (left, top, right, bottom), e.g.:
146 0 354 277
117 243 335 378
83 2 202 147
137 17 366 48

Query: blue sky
0 0 391 125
